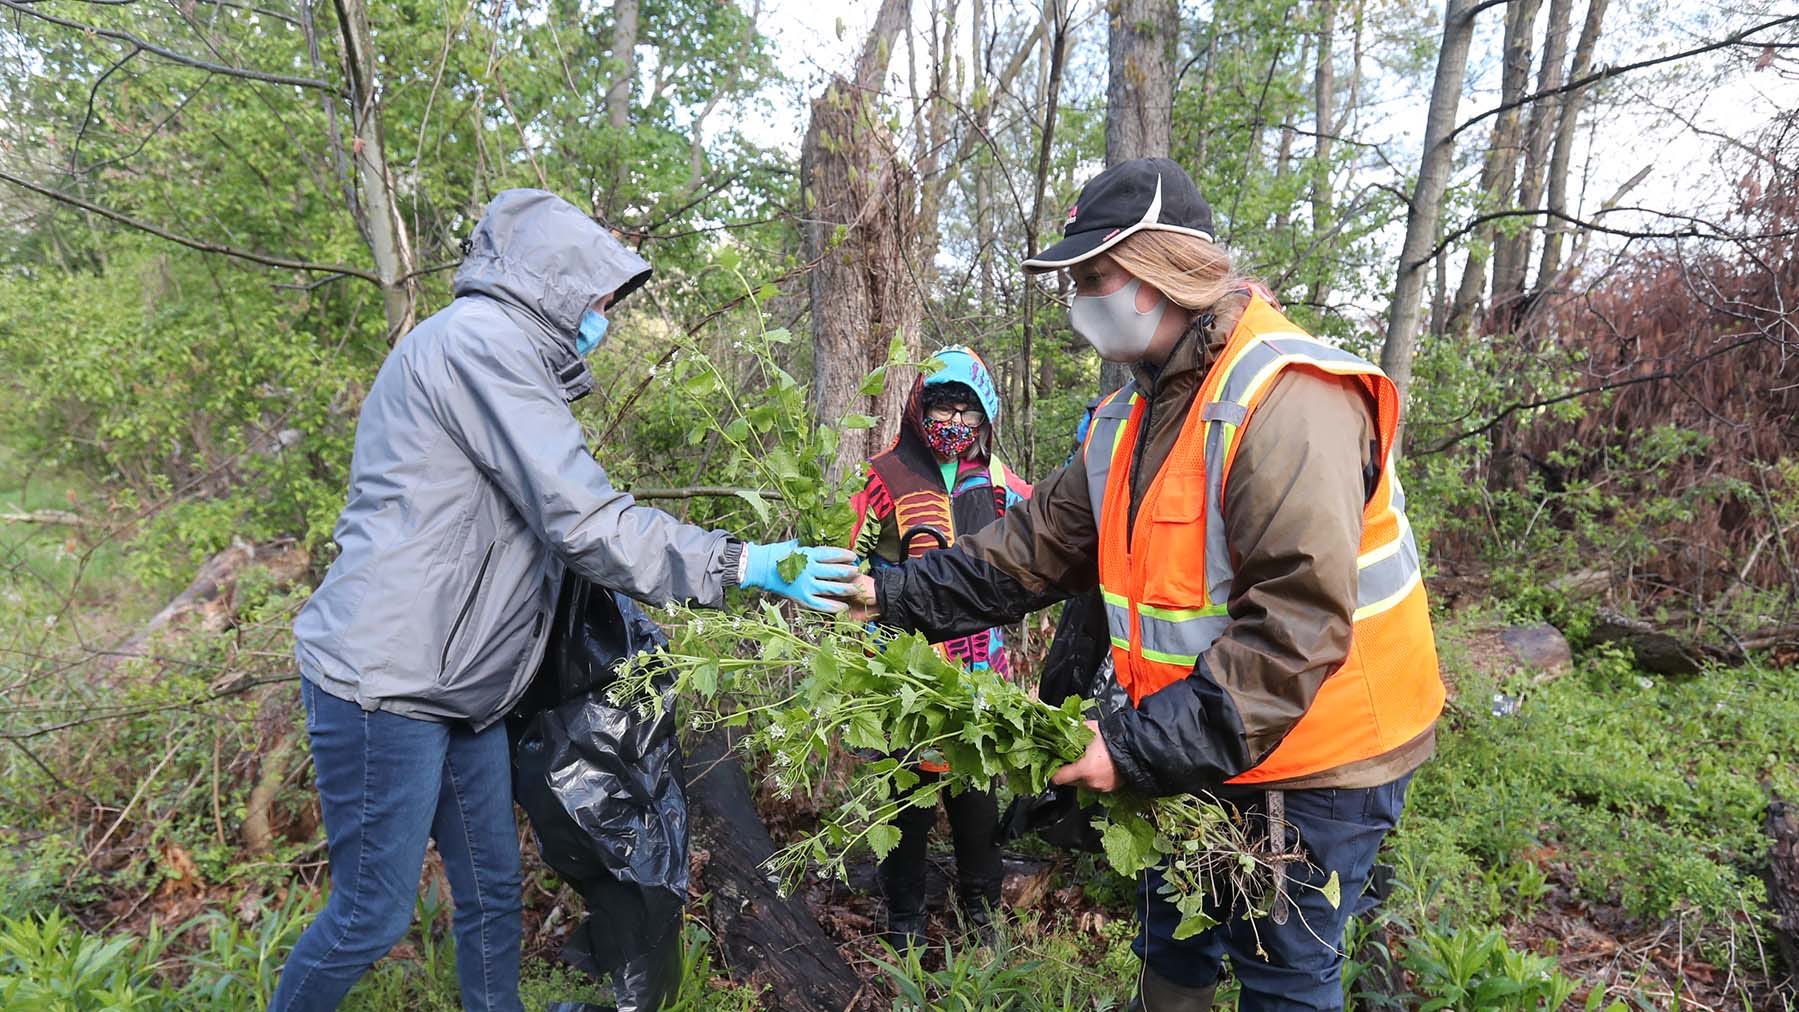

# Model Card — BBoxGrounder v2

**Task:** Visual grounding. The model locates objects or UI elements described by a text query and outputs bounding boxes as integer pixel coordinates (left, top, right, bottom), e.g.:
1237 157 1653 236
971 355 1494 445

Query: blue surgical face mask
576 309 610 356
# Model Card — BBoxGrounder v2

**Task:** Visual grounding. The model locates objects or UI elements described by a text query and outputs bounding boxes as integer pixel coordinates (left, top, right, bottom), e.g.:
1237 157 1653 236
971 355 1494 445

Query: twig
0 509 91 526
0 0 343 91
0 169 382 282
627 486 777 501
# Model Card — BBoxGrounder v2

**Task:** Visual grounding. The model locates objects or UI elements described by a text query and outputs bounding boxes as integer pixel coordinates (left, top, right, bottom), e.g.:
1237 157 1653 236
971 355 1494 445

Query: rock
1499 623 1573 677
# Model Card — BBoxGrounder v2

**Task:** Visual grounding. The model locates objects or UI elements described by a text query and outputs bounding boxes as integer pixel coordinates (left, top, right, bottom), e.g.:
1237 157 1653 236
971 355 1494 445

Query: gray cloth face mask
1070 278 1168 363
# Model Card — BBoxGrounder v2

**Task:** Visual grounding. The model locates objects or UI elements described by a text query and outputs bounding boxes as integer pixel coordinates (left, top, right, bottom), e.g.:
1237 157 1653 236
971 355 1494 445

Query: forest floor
1 465 1795 1009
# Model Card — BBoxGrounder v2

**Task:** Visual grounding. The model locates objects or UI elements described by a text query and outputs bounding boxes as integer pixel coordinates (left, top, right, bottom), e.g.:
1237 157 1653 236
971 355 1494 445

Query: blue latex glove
741 540 860 613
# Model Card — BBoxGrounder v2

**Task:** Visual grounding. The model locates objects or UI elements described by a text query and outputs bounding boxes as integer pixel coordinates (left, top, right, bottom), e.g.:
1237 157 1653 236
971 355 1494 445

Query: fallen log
100 538 309 683
684 727 866 1012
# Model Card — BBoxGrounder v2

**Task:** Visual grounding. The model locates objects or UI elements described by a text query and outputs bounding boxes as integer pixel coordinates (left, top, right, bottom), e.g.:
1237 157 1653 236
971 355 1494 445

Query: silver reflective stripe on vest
1102 592 1132 648
1355 514 1423 619
1137 609 1231 666
1200 405 1240 605
1104 590 1229 667
1200 332 1386 606
1084 383 1140 524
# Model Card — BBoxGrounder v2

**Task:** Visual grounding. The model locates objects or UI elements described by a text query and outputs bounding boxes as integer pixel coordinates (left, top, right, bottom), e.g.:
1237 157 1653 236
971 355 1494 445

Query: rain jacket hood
455 189 651 336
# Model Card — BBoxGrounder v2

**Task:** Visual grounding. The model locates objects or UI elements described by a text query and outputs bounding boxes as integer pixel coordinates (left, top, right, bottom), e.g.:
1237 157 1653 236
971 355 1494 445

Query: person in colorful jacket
847 346 1030 949
847 159 1443 1011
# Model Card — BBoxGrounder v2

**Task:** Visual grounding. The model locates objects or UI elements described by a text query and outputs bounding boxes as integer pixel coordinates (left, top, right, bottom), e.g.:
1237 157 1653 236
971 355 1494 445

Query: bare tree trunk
1495 0 1572 326
334 0 419 340
1447 0 1542 334
1308 0 1338 310
1099 0 1176 394
1533 0 1608 294
804 0 919 483
606 0 639 130
1021 0 1071 476
1381 0 1482 449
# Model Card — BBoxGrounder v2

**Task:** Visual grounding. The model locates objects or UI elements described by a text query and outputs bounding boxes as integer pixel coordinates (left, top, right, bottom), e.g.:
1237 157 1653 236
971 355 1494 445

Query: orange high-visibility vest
1082 294 1443 785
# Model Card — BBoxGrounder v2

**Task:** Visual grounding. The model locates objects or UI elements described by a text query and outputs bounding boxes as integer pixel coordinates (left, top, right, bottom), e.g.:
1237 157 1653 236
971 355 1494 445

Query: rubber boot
946 783 1003 946
1126 965 1218 1012
879 801 935 951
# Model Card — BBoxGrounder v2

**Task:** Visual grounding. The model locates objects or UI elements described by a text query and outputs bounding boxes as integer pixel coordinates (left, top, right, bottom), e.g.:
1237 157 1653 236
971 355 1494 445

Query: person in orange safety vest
847 158 1443 1011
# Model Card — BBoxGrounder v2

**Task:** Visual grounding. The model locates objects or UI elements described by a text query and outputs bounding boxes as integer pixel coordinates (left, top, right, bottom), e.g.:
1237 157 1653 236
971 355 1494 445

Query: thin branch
0 509 91 526
0 0 343 92
1416 333 1764 455
628 486 778 501
1415 204 1798 268
1445 13 1799 146
0 169 382 281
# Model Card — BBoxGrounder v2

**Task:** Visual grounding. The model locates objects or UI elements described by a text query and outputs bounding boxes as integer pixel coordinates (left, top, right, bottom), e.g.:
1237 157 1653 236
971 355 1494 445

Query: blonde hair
1106 230 1242 311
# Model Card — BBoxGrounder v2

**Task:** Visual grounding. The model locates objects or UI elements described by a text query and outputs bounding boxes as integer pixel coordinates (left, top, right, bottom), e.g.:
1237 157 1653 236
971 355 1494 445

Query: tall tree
803 0 920 482
1308 0 1339 310
1533 0 1609 294
1494 0 1572 326
1381 0 1482 435
1447 0 1544 333
1100 0 1176 393
334 0 419 339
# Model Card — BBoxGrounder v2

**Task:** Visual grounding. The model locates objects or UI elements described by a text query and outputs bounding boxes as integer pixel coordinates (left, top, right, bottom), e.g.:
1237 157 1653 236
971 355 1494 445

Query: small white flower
1636 676 1654 690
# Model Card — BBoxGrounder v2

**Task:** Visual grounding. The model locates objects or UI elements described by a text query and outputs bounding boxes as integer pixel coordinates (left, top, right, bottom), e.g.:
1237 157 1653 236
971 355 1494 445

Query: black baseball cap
1023 157 1217 273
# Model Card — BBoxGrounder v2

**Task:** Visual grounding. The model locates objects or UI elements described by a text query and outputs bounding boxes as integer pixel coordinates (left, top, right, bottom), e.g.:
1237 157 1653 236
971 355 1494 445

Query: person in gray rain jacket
273 189 858 1012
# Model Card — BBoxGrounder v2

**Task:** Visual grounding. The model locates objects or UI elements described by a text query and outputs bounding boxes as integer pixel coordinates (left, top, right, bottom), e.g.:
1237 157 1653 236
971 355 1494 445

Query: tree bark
684 729 866 1011
331 0 418 341
1021 0 1071 477
1380 0 1482 444
1308 0 1338 310
804 0 919 484
1495 0 1572 326
606 0 640 130
1447 0 1543 334
1533 0 1608 294
1099 0 1176 394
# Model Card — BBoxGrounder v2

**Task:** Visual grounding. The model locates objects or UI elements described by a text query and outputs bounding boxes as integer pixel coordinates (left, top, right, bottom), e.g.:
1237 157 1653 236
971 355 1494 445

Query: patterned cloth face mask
924 418 979 458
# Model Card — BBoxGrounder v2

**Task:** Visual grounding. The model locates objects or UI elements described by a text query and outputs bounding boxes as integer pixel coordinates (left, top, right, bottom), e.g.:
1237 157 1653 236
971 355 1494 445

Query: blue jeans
1134 775 1411 1011
269 679 524 1012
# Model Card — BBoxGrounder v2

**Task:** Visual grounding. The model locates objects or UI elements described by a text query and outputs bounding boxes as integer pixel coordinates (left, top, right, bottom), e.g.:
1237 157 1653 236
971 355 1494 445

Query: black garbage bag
510 577 687 1012
1001 601 1113 853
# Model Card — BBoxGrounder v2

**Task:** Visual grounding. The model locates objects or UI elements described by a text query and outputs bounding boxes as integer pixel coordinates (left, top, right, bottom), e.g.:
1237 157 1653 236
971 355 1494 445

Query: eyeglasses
926 406 986 426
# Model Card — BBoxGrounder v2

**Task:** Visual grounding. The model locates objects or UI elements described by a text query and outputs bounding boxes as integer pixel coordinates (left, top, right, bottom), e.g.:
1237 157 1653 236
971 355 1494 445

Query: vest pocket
1144 478 1210 606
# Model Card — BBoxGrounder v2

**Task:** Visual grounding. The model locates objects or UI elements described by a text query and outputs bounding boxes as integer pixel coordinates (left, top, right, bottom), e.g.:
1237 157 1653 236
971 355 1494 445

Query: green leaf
858 366 887 396
1100 817 1159 876
691 660 719 698
764 327 793 345
845 710 887 751
866 823 901 860
1321 869 1342 909
1171 906 1218 940
734 489 771 525
776 549 807 583
840 413 878 430
755 282 779 304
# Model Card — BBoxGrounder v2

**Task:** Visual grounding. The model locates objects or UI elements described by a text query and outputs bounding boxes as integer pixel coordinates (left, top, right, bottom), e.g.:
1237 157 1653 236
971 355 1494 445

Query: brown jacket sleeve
1101 368 1375 794
871 454 1099 640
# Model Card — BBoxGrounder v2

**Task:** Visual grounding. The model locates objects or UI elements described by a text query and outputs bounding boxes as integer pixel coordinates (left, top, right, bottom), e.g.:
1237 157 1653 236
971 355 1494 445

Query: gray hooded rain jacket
294 189 733 730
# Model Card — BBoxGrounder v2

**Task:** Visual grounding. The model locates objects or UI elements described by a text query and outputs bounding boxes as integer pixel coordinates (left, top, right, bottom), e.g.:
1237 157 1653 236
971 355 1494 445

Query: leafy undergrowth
3 576 1796 1009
